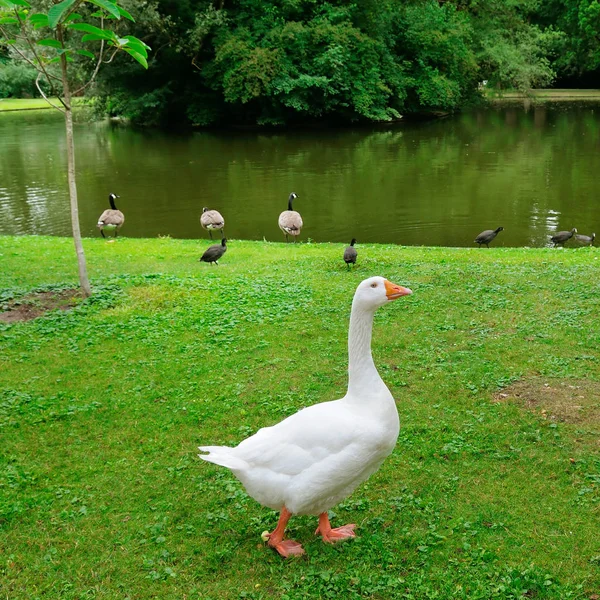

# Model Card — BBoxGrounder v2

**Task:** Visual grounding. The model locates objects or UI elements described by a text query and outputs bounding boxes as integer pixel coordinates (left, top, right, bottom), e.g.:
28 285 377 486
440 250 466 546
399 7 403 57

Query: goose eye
370 283 377 288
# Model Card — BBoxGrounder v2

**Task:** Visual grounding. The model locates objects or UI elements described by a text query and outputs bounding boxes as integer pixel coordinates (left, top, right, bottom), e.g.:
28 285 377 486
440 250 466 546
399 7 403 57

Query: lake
1 102 599 247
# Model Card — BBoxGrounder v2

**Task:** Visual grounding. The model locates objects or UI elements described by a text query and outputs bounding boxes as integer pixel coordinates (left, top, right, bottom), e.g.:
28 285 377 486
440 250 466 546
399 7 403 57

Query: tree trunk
59 29 92 298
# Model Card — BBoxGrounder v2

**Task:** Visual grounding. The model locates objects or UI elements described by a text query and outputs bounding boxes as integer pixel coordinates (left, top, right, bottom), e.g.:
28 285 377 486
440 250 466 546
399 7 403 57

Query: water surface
1 102 599 247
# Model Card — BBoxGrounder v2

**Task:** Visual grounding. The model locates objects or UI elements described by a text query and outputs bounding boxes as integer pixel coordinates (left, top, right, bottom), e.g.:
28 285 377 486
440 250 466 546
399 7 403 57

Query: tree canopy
2 0 599 126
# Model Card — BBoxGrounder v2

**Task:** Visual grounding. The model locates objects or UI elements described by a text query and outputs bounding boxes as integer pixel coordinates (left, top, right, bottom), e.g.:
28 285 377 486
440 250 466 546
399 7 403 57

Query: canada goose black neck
350 238 357 246
109 194 118 210
288 192 297 211
221 238 227 247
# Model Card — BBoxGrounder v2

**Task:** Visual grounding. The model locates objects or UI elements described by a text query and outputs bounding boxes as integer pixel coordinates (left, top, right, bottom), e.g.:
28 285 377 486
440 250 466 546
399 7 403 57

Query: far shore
2 90 600 115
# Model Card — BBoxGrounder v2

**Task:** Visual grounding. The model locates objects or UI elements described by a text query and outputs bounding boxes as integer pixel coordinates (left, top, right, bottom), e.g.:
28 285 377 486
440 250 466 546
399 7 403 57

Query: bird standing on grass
474 227 503 248
575 232 595 246
97 193 124 239
344 239 358 269
200 238 227 265
551 228 577 247
199 276 413 557
278 192 303 243
200 207 225 240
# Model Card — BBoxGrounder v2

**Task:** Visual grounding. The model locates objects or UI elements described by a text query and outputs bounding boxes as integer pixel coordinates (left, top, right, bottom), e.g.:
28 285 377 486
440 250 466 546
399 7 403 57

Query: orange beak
384 279 412 300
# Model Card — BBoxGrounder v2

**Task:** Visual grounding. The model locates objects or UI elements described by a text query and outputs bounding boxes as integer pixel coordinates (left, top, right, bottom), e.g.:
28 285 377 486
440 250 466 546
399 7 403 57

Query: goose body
344 238 358 268
475 226 503 248
200 276 412 556
200 238 227 265
551 228 577 247
575 232 595 246
278 192 303 242
97 193 124 238
200 207 225 240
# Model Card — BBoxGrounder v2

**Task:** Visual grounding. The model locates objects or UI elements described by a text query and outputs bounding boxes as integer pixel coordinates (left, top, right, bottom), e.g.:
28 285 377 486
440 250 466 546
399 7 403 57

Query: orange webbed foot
268 538 305 558
264 507 305 558
316 513 356 544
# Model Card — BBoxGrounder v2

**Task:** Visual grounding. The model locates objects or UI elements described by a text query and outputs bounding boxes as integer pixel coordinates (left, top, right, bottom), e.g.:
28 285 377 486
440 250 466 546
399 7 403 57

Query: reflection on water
1 102 599 247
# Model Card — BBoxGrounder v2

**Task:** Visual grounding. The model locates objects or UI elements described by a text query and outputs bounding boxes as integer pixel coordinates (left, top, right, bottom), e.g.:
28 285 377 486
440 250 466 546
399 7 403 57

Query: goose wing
98 209 124 226
278 210 303 233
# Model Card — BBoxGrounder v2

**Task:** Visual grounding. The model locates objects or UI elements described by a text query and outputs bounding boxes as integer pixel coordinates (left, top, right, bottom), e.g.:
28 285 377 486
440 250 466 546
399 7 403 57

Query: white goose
199 277 412 556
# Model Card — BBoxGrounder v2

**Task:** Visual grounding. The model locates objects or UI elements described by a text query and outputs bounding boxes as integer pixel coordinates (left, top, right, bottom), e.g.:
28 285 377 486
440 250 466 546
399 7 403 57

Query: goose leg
265 507 304 557
315 512 356 543
100 229 106 239
209 230 213 240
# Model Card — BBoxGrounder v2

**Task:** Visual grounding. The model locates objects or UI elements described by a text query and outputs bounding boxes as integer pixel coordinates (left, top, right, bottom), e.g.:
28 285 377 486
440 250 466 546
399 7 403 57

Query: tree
0 0 149 297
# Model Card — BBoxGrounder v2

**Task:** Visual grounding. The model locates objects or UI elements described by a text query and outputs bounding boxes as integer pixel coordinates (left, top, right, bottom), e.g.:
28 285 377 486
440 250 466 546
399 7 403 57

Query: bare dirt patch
494 379 600 425
0 289 80 323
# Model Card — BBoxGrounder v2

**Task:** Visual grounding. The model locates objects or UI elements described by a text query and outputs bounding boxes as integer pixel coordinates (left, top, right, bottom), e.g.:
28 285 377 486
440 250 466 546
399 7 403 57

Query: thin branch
73 15 105 96
35 71 66 114
102 47 120 64
12 6 63 95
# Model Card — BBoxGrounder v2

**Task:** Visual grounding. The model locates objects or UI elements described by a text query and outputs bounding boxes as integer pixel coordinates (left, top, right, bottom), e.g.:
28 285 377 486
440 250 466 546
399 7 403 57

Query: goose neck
346 304 383 398
109 196 117 210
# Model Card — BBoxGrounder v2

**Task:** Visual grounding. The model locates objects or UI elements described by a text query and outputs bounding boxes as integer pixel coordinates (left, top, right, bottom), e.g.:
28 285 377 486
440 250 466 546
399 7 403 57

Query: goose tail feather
198 446 247 470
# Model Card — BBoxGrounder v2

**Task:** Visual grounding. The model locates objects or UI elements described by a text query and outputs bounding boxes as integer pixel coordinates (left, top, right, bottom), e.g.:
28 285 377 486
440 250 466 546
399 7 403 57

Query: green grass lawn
0 98 86 111
1 236 599 599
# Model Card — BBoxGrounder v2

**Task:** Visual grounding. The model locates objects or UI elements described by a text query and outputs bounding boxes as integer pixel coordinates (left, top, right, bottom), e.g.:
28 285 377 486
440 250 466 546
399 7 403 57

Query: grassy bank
1 236 599 599
0 98 86 112
487 88 600 101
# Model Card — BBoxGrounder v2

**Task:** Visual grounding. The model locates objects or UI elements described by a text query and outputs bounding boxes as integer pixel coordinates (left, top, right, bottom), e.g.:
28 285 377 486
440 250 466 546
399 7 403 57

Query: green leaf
37 38 62 48
84 0 120 19
28 13 49 27
76 48 94 58
81 33 107 42
64 12 82 22
117 5 133 21
123 47 147 69
0 0 30 7
0 16 18 23
121 35 148 58
68 22 115 40
89 9 116 19
48 0 77 28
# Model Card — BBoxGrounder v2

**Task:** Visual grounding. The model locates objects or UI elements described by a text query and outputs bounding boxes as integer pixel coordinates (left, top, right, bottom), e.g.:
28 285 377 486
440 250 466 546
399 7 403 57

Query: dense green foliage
88 0 600 127
1 236 599 598
2 0 600 125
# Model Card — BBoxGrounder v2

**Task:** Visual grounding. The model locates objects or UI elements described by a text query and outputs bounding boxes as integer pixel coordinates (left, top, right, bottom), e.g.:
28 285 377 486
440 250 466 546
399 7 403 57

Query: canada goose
200 207 225 240
551 228 577 247
200 238 227 265
97 193 124 238
278 193 303 243
575 232 595 246
344 239 357 269
474 227 503 248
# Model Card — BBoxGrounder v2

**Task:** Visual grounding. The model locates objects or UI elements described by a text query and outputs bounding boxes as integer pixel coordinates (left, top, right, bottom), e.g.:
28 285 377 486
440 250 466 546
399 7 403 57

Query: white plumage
199 276 413 556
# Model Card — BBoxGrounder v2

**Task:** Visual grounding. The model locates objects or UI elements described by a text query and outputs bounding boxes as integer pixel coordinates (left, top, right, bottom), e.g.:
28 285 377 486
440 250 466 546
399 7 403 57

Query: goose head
221 238 227 247
353 276 412 312
572 228 578 234
108 193 120 209
495 227 504 233
202 207 209 213
350 238 357 246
